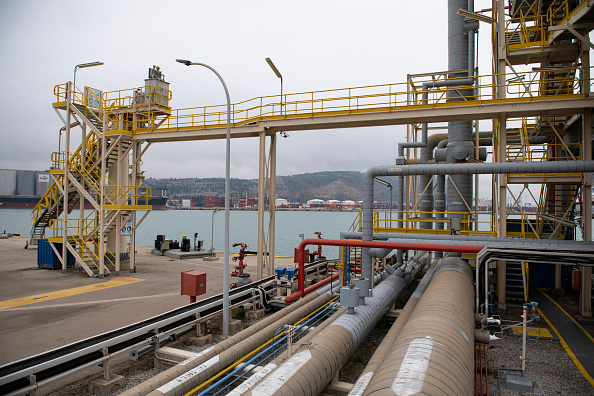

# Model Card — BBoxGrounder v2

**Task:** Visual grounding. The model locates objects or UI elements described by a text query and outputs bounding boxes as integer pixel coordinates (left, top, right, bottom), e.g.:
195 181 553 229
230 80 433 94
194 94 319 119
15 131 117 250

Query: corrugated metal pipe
238 254 428 396
361 160 594 281
348 262 440 396
121 281 339 396
362 257 475 396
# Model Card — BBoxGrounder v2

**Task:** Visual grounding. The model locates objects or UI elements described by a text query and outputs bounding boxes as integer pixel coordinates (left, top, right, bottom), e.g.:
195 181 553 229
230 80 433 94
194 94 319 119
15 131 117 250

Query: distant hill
143 171 393 203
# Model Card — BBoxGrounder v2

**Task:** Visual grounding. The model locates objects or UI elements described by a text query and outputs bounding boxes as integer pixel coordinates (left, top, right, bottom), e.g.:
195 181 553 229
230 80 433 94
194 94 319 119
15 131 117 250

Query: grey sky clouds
0 0 495 195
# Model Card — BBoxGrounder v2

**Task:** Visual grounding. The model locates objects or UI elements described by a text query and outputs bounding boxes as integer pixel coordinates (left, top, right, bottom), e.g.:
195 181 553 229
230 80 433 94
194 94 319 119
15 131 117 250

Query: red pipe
289 238 484 303
285 273 339 303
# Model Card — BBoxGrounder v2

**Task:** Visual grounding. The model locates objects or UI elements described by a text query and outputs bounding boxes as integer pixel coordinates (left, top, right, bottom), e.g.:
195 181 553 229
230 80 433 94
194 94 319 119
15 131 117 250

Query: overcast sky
0 0 500 195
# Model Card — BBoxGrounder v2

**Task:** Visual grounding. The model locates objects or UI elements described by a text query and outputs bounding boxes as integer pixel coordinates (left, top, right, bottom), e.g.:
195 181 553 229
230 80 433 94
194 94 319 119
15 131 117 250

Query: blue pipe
198 301 340 396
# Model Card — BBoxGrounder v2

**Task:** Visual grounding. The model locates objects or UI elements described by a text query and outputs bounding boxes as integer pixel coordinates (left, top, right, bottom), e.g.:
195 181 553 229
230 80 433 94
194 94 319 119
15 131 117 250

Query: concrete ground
0 236 294 365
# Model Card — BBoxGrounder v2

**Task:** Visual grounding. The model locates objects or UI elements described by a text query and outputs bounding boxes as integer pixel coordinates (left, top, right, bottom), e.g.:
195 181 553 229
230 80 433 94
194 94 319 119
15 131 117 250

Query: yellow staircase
31 83 151 276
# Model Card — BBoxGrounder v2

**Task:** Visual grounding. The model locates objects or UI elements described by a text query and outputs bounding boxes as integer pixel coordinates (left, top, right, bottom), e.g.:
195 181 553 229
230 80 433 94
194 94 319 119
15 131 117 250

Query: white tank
0 170 17 196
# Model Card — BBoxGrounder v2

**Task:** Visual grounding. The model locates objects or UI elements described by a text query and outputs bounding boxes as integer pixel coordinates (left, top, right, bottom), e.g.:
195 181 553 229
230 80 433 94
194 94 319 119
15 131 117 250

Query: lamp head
76 61 104 70
176 59 192 66
265 58 282 79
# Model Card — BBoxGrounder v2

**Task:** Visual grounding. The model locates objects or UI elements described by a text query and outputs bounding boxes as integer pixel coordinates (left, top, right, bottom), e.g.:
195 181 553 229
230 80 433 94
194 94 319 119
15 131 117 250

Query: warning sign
120 216 133 236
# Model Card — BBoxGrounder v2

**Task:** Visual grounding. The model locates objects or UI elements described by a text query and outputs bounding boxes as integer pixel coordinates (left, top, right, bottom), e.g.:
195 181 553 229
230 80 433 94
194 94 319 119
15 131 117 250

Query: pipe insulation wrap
244 262 424 396
349 263 440 396
363 257 475 396
123 283 339 396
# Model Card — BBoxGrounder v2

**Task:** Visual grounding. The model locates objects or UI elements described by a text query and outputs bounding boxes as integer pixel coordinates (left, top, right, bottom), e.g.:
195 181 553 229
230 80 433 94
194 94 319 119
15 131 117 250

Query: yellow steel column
115 141 121 275
130 142 139 274
62 82 72 275
497 114 508 310
257 130 266 280
581 44 592 317
79 122 86 262
99 116 107 278
495 0 508 310
268 132 277 275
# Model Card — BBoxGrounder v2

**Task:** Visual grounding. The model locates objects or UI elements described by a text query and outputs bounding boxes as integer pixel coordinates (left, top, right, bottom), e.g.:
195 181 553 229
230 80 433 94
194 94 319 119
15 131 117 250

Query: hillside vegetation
143 171 394 203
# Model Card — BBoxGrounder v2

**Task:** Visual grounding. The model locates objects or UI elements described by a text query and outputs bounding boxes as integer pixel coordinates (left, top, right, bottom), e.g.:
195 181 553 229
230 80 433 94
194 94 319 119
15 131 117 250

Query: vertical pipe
446 0 474 241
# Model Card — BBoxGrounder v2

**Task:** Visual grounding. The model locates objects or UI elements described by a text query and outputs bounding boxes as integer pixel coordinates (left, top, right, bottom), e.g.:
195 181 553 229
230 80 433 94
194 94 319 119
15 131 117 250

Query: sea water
0 209 357 258
2 209 590 258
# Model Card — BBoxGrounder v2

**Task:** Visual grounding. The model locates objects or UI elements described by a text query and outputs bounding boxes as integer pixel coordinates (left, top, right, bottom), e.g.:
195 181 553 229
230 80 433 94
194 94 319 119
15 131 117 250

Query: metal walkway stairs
30 86 140 276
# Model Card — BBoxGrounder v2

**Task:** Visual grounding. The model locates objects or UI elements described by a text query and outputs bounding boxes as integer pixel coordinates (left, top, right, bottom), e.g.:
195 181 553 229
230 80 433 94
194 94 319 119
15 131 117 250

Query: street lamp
176 58 232 337
73 61 104 90
456 9 495 24
375 178 393 221
211 207 221 255
265 58 283 115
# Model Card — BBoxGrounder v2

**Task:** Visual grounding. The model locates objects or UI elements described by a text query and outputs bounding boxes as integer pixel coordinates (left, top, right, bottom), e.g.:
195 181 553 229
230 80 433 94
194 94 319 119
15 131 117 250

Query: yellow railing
52 68 588 136
30 174 63 224
103 85 173 109
506 15 548 49
49 218 116 270
547 0 587 26
48 216 95 239
348 210 495 235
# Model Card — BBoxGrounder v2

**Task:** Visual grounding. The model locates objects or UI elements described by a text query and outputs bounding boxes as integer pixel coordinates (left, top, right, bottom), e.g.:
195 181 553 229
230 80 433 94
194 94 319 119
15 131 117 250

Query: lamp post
73 61 104 90
265 58 283 115
211 207 221 255
375 178 393 220
176 58 232 336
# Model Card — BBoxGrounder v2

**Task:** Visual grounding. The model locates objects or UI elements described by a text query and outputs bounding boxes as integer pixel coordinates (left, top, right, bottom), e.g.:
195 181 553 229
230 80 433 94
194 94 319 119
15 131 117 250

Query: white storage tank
17 170 36 196
275 198 288 206
306 199 325 207
35 172 50 196
0 170 17 196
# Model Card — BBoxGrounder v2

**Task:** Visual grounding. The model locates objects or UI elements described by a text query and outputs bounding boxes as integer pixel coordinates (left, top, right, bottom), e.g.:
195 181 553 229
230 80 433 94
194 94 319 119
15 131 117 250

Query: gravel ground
486 306 594 396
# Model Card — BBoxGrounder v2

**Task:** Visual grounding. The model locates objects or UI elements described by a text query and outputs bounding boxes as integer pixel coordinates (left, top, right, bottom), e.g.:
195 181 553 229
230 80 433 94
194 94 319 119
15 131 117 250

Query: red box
294 248 309 264
181 270 207 297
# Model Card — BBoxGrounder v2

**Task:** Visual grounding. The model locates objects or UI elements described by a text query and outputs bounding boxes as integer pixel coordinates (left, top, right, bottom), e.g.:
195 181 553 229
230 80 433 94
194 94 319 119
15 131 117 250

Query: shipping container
16 170 36 196
0 169 17 196
37 239 75 269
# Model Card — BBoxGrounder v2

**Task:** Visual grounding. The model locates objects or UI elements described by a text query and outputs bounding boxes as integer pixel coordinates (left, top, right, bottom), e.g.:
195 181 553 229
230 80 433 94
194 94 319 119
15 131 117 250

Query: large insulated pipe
349 263 440 396
122 282 339 396
226 306 348 396
361 160 594 282
362 257 475 396
293 238 483 299
242 259 425 396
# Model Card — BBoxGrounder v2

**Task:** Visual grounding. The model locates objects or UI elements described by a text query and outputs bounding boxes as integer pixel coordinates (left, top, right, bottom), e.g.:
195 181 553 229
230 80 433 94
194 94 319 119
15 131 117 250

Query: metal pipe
122 283 337 396
285 273 339 304
293 238 483 301
348 263 439 396
243 260 425 396
363 257 475 396
362 160 594 280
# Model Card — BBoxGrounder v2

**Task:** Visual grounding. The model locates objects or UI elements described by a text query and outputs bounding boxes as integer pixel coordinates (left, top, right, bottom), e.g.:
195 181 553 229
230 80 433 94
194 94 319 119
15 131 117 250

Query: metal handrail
53 67 589 135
